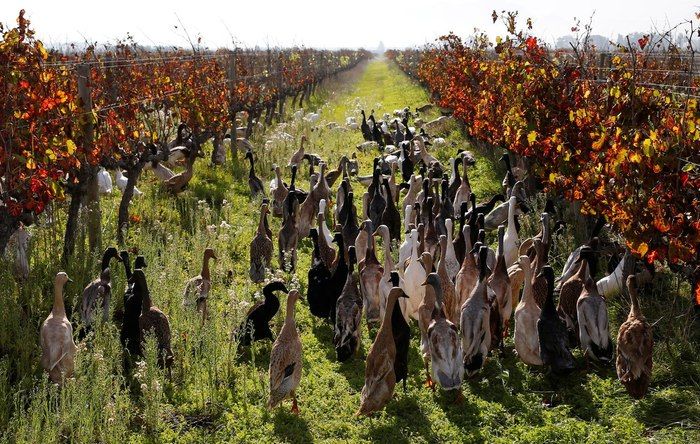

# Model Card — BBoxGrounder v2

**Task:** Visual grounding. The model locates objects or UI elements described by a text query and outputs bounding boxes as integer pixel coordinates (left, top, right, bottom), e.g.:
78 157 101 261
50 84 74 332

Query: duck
424 273 464 395
388 271 411 392
452 157 471 218
316 208 337 270
183 247 217 317
455 224 478 317
577 275 613 363
537 265 575 374
334 246 363 362
375 226 396 320
461 246 492 377
341 192 360 250
135 269 173 376
489 226 512 347
380 179 402 243
401 228 426 321
484 181 528 231
308 229 333 319
503 196 520 268
442 219 460 282
270 165 289 218
80 246 122 331
237 281 288 346
278 192 299 273
616 275 653 399
144 159 175 182
163 146 198 194
325 156 347 188
557 246 594 344
530 238 548 308
436 235 458 326
357 285 405 416
401 174 421 221
115 170 143 196
399 141 414 183
453 202 469 265
417 252 437 387
447 158 461 202
513 255 542 366
557 216 606 286
250 203 273 283
97 167 113 194
288 135 307 167
597 250 637 298
328 232 349 324
360 110 373 141
245 150 266 199
359 223 384 327
423 197 439 259
318 199 334 246
355 220 371 268
121 253 146 360
368 173 386 233
40 272 77 384
268 289 303 414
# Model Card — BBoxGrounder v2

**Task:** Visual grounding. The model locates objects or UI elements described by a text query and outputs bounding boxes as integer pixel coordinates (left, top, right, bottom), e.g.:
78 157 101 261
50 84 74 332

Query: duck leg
423 361 435 391
291 391 300 415
453 389 465 405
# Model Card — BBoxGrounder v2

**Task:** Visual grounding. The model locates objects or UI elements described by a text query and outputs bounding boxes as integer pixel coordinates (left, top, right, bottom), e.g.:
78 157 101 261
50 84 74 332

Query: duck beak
421 280 427 286
67 277 74 283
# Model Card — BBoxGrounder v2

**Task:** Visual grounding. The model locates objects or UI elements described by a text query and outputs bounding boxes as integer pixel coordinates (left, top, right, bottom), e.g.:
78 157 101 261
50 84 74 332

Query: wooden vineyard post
227 50 238 157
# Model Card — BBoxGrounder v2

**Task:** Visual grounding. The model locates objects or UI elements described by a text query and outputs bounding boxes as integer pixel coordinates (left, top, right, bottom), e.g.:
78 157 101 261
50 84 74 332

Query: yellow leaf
26 157 36 170
649 130 658 141
637 242 649 257
642 138 653 157
45 149 56 161
549 173 556 183
569 110 575 122
629 152 642 163
66 139 77 155
688 120 696 134
527 131 537 145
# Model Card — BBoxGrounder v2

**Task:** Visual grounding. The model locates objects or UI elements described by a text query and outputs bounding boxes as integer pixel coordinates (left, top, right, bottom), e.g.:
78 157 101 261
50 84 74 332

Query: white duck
401 228 426 321
318 199 334 247
503 196 519 268
40 272 77 384
144 161 175 181
597 251 635 298
115 170 142 196
398 219 415 274
513 255 543 366
97 167 113 194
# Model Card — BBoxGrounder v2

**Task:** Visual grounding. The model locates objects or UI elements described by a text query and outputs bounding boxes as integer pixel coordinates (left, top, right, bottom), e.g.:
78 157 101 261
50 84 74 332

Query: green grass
1 58 699 443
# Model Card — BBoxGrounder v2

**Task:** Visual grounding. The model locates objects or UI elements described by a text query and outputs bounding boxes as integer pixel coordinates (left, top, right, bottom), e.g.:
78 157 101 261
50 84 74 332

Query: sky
2 1 698 49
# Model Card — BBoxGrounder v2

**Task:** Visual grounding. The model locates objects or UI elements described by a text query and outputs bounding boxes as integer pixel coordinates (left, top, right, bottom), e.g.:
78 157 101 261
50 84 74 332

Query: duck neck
257 207 267 236
382 232 393 268
521 263 534 304
381 291 399 334
629 283 642 318
275 167 283 186
285 295 297 323
52 280 66 316
201 254 211 281
248 155 255 176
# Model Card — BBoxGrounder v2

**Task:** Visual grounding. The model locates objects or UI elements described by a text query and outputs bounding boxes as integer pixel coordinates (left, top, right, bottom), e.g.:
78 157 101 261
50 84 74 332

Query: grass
1 58 699 443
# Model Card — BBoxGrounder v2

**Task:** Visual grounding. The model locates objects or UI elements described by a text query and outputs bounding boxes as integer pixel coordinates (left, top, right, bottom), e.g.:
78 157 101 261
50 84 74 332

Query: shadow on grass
365 396 433 443
272 408 314 444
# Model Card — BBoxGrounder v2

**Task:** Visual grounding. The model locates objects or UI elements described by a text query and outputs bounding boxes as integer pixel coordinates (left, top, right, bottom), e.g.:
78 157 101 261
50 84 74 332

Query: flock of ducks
37 107 656 418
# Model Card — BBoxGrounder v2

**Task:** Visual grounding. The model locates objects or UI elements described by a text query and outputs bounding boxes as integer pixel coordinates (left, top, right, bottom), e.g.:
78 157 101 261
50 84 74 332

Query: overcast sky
3 1 698 49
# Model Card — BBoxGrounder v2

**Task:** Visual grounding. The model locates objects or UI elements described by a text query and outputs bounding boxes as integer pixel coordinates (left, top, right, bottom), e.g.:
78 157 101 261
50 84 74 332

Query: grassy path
2 59 697 443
